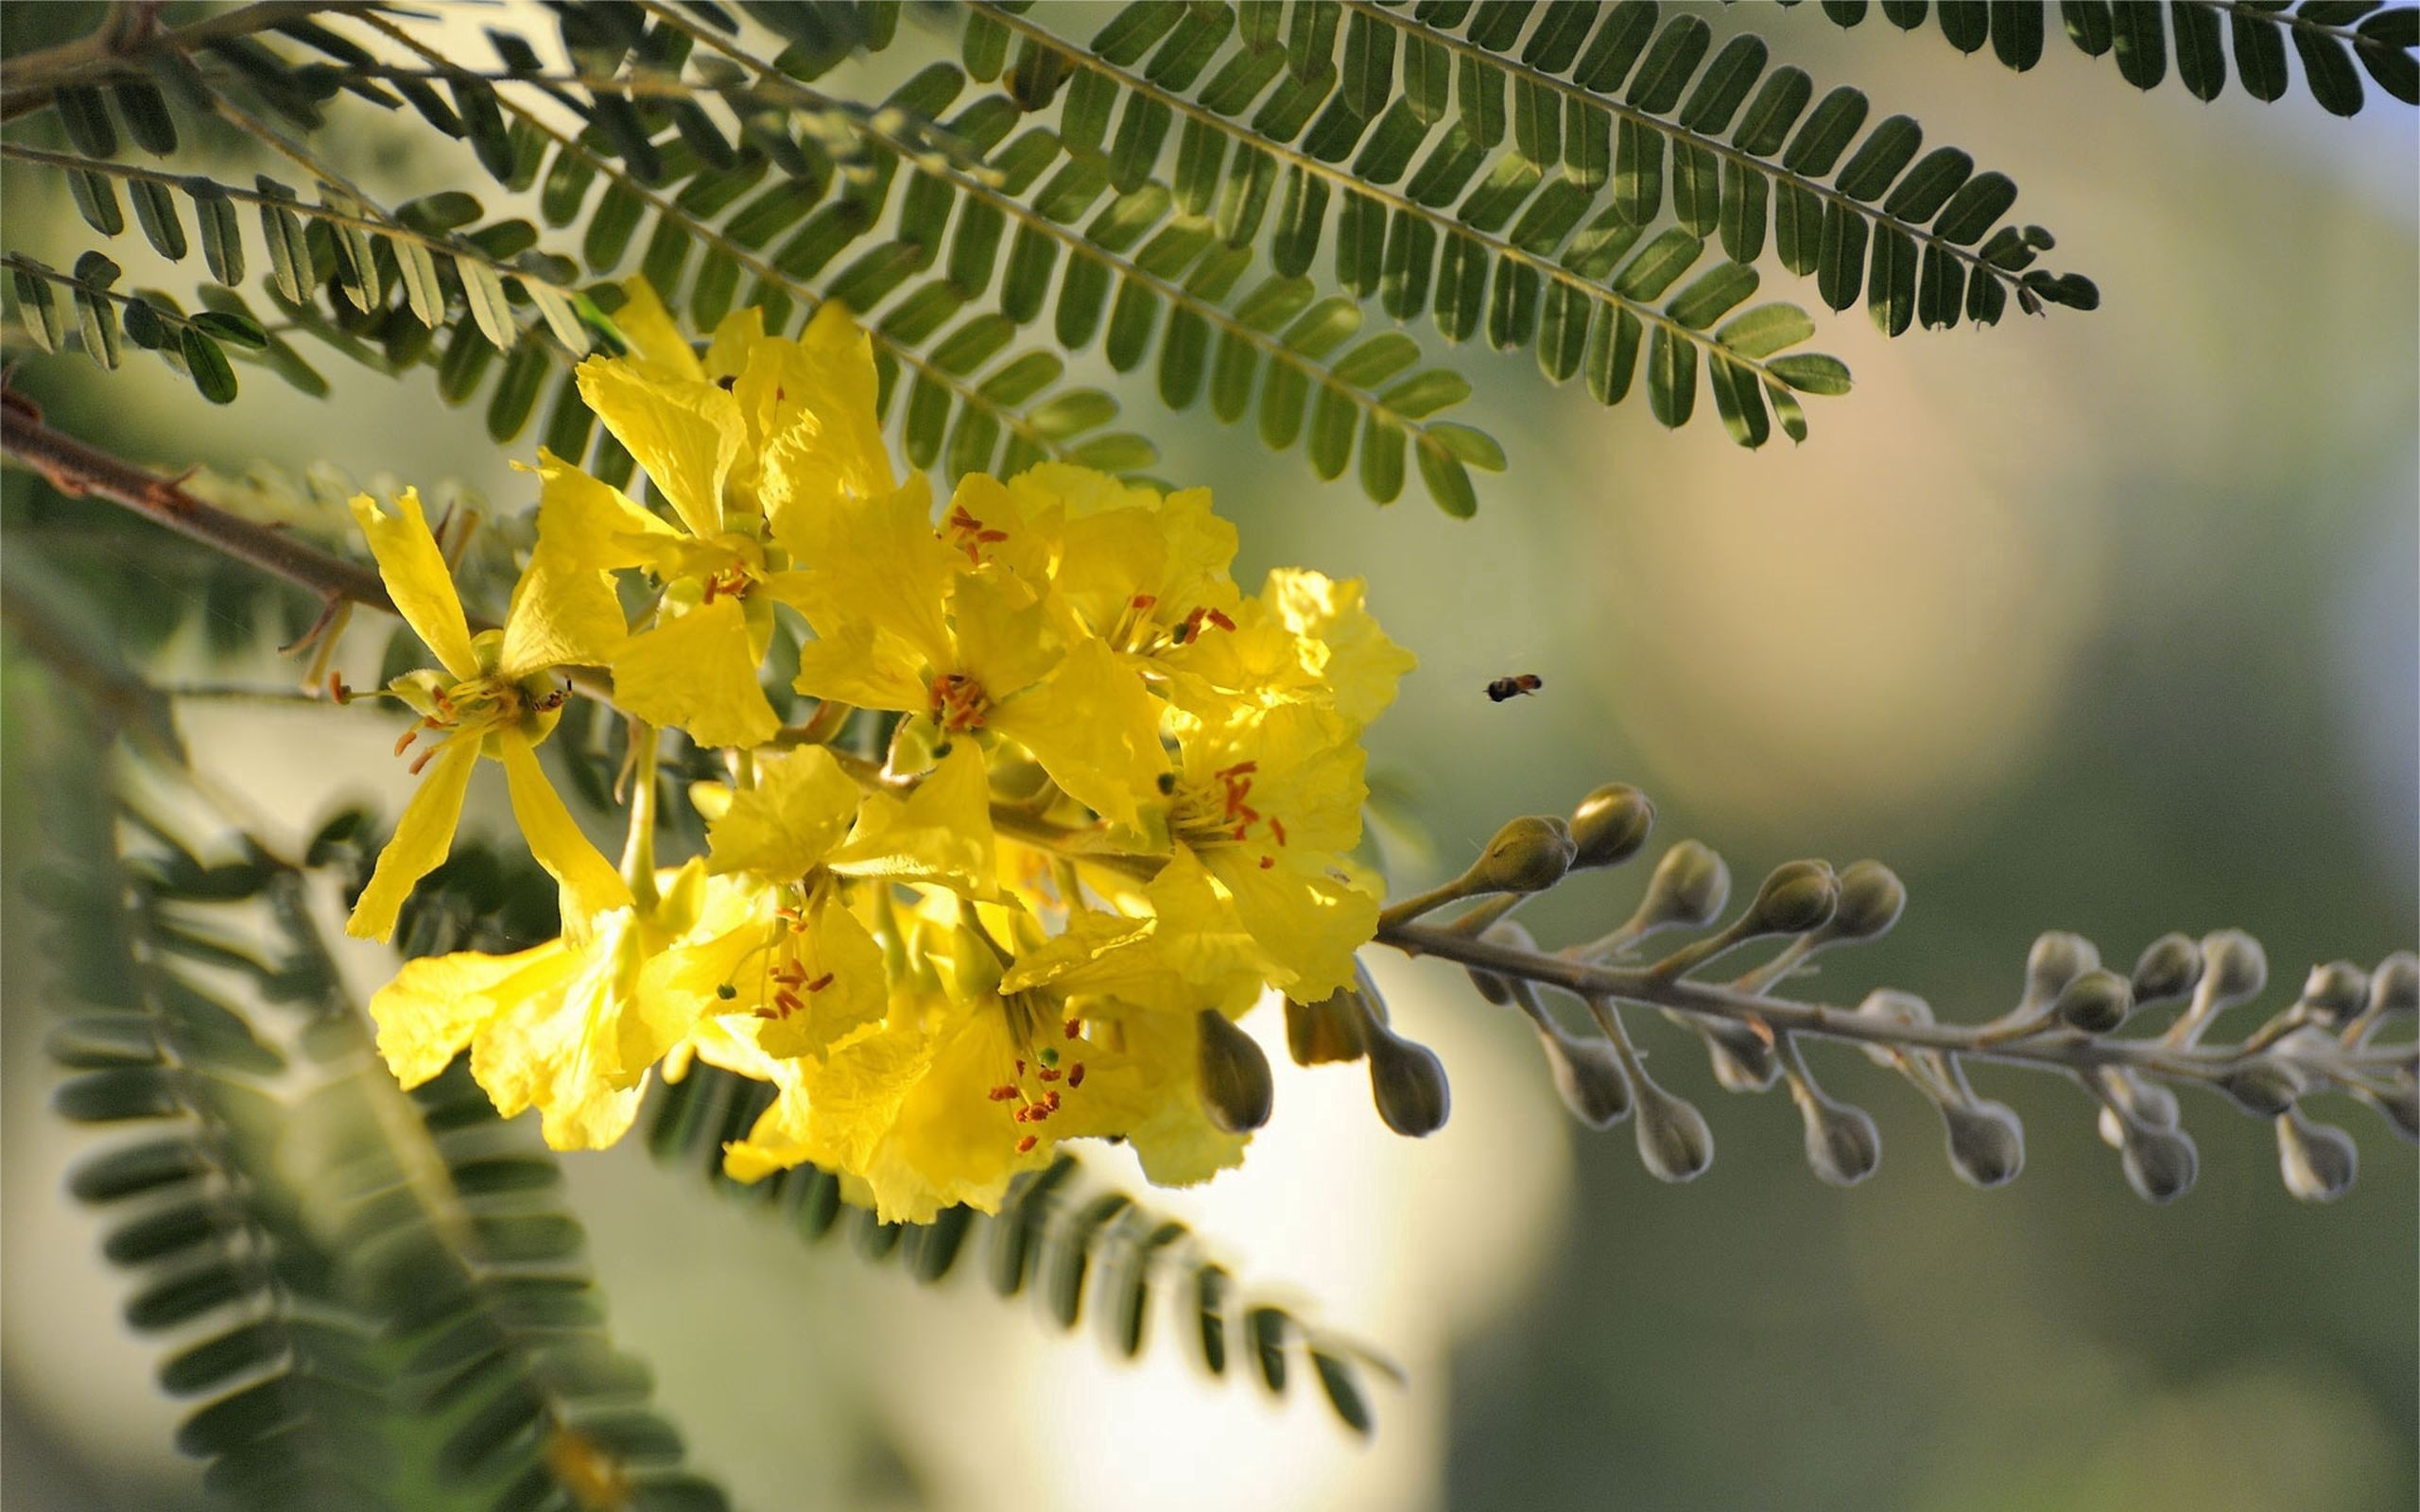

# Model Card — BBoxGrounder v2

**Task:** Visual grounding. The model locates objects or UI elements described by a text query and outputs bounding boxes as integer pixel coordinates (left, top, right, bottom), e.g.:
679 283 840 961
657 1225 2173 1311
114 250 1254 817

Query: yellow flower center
929 672 991 733
1170 762 1288 866
391 672 564 772
983 990 1090 1154
942 502 1010 565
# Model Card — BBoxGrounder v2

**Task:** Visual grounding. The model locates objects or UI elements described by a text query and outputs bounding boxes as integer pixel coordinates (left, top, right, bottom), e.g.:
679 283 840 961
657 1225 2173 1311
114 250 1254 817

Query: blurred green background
4 4 2412 1510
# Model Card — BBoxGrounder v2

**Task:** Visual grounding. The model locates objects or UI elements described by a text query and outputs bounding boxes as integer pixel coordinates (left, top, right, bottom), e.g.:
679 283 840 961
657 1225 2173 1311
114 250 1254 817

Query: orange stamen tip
1037 1068 1061 1083
1269 816 1288 845
1258 855 1276 869
774 990 804 1015
1044 1091 1061 1111
804 972 835 993
1205 609 1236 631
989 1085 1017 1102
1067 1063 1085 1088
1130 593 1157 609
1016 1135 1039 1155
1217 761 1258 779
406 746 440 776
1014 1059 1026 1075
1063 1019 1081 1040
393 728 420 757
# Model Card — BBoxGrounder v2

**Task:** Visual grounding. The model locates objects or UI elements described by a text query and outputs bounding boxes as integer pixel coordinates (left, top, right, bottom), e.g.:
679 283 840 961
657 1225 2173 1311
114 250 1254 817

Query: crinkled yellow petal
942 472 1059 588
724 1014 934 1183
498 554 627 679
784 474 957 671
1178 700 1366 857
948 568 1060 701
704 744 861 881
470 910 648 1149
526 449 678 575
990 637 1167 828
612 276 704 382
368 941 568 1088
1207 848 1378 1000
791 618 930 713
350 489 477 680
346 731 481 941
610 595 780 751
755 301 895 546
575 357 739 540
825 742 997 898
998 907 1158 994
1265 568 1416 732
497 728 633 923
752 900 889 1059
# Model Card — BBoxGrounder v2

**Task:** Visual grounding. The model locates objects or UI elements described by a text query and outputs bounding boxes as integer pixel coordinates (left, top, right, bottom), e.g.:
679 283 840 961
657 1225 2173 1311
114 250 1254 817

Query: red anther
1216 761 1258 780
804 972 835 993
407 746 441 776
1067 1063 1085 1089
1037 1068 1061 1083
1064 1018 1081 1040
1269 816 1288 846
775 387 786 403
1130 593 1157 610
1044 1091 1061 1112
774 990 805 1016
1230 803 1260 825
394 727 421 757
1012 1106 1031 1123
772 964 804 984
1258 855 1276 869
1205 608 1236 632
1016 1135 1039 1154
1014 1058 1026 1076
988 1085 1018 1102
327 672 353 704
430 685 455 712
752 1006 777 1020
1231 824 1249 842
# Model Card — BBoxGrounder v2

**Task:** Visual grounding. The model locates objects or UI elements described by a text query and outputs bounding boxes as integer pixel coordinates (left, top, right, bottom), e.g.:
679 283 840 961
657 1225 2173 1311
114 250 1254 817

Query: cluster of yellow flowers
346 284 1412 1223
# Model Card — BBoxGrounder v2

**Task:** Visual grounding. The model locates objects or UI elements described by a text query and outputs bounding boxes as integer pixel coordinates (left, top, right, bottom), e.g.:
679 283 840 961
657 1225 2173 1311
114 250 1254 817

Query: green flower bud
1799 1094 1881 1187
1638 841 1732 932
1364 1020 1451 1138
1857 988 1935 1027
1747 860 1838 936
2053 969 2134 1035
2362 1081 2418 1143
1827 860 1906 942
2217 1063 2300 1118
2277 1111 2357 1203
1469 815 1576 896
1284 989 1366 1066
2119 1124 2198 1204
1632 1074 1714 1183
1569 783 1655 870
2200 929 2268 1006
2095 1071 2178 1151
2022 932 2100 1010
1465 920 1538 1006
1942 1098 2026 1188
1196 1009 1273 1134
2372 953 2419 1019
1702 1024 1780 1093
2130 932 2204 1005
2299 962 2368 1028
1536 1020 1632 1129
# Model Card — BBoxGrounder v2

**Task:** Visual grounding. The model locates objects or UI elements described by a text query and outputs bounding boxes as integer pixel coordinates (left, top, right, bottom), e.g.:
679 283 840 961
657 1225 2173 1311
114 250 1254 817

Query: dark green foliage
1804 0 2418 112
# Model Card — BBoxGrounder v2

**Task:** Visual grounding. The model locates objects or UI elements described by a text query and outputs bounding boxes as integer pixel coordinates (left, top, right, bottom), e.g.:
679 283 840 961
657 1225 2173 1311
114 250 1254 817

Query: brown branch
0 392 394 613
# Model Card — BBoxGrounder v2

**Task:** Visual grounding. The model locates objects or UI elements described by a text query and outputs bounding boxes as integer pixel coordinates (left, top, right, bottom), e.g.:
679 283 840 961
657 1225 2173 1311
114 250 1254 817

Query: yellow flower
1146 700 1380 999
792 554 1168 826
368 860 754 1147
346 489 628 943
1161 567 1415 733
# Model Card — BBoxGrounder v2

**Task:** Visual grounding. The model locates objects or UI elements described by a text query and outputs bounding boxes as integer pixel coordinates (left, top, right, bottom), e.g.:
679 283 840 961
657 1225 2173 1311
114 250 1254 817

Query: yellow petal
367 941 568 1088
1207 848 1378 1000
497 727 632 922
612 276 704 382
575 357 740 540
704 745 862 881
755 301 895 544
350 489 477 680
1266 568 1416 732
499 554 627 679
470 911 648 1149
824 742 997 897
784 474 958 671
752 900 889 1059
791 618 929 712
346 731 480 941
725 1015 934 1183
1114 1008 1253 1188
990 637 1167 827
947 568 1060 701
610 595 780 750
527 448 676 575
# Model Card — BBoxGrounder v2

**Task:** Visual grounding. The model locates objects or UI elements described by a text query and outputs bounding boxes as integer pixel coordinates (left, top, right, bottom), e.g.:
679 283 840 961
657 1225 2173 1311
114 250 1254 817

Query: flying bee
1485 673 1543 702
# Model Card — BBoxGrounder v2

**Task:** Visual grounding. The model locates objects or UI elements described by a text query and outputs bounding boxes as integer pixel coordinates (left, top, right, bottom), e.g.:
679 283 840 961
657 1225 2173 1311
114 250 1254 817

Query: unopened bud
2094 1072 2178 1151
1536 1021 1632 1128
2300 962 2368 1028
2371 953 2418 1019
2276 1111 2357 1203
1827 860 1906 942
2119 1124 2199 1203
1632 1074 1714 1182
1469 816 1575 896
2364 1081 2419 1143
1800 1096 1881 1187
1702 1024 1780 1092
1283 989 1365 1066
2217 1062 2300 1117
1466 920 1536 1005
2053 969 2134 1034
1568 784 1654 869
2130 933 2204 1005
1364 1019 1451 1137
1638 841 1731 931
1857 988 1935 1027
1942 1098 2025 1188
1746 860 1837 936
2200 929 2267 1006
2022 932 2100 1010
1196 1009 1273 1134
